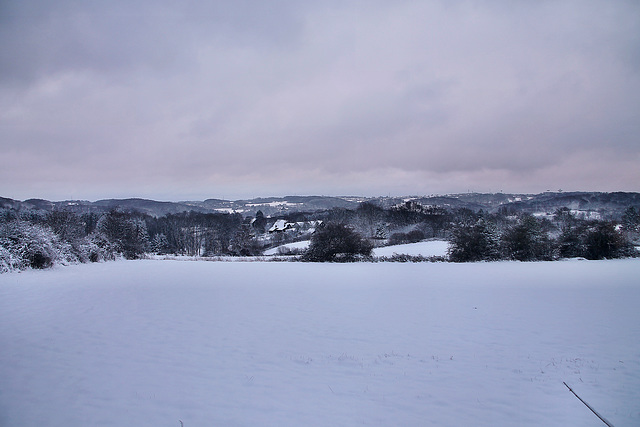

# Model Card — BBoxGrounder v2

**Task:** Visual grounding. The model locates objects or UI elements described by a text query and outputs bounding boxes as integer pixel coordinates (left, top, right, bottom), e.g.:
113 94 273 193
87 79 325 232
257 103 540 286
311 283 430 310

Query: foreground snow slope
1 260 639 426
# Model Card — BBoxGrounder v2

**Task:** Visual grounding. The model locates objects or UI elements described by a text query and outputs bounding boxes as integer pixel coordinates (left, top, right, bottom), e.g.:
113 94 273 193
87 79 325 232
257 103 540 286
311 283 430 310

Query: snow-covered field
264 239 449 257
263 240 310 255
1 259 639 426
372 240 449 258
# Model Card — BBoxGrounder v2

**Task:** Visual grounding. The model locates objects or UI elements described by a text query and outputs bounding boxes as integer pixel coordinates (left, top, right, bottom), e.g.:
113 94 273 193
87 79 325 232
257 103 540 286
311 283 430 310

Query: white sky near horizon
1 0 639 202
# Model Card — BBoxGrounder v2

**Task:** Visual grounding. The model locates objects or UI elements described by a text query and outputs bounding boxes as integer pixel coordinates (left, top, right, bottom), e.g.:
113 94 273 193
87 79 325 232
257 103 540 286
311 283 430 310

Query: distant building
268 219 295 233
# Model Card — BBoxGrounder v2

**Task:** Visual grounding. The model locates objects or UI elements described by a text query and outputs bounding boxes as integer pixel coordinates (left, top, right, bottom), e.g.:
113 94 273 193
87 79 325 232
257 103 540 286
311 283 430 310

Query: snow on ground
1 259 639 426
263 240 311 255
264 239 449 257
372 240 449 258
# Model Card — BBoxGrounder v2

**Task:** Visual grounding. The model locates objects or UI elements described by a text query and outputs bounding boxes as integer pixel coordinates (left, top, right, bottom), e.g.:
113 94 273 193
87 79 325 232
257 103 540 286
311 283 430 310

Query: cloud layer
2 0 639 200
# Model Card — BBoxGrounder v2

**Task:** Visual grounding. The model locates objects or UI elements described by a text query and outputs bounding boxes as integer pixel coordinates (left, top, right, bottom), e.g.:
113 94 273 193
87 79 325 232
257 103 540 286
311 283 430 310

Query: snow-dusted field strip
263 240 310 255
263 239 449 257
372 240 449 257
1 260 639 426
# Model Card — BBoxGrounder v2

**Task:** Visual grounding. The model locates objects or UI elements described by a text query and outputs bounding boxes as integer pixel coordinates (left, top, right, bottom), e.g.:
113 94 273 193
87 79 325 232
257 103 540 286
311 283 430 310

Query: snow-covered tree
229 225 262 256
151 233 170 255
0 220 72 270
97 210 149 259
355 202 386 239
501 214 554 261
448 218 501 262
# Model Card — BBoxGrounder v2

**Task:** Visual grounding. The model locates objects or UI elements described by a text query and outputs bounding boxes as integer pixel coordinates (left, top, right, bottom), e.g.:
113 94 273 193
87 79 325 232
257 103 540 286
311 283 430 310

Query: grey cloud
1 0 639 200
0 0 305 86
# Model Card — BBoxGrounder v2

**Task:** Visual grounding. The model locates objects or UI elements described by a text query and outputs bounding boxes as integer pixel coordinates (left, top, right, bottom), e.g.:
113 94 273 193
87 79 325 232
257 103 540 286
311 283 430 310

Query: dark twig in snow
563 382 614 427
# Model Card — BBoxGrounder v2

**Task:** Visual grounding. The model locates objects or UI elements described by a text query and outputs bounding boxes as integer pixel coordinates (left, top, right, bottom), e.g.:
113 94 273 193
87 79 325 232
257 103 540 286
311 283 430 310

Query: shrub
555 220 634 260
557 224 587 258
388 232 409 245
406 229 425 243
583 221 634 260
377 253 444 263
501 215 554 261
302 223 372 262
84 232 116 262
0 245 16 273
448 219 501 262
0 220 66 270
276 245 306 256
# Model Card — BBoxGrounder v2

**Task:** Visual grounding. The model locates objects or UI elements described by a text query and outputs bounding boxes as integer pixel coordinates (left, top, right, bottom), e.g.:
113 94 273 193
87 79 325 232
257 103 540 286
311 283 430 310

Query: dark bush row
448 211 638 262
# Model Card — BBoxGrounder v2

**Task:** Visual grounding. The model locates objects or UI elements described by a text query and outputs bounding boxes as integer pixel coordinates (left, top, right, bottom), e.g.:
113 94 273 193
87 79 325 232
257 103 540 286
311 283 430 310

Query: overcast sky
1 0 639 201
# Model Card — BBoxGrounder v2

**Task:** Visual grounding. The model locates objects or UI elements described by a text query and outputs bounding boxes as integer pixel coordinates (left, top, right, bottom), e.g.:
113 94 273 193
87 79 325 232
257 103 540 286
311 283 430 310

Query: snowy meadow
1 259 639 426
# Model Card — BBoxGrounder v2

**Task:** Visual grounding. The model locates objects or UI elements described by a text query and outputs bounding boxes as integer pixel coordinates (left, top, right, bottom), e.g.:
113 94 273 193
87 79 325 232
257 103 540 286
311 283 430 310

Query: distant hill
1 192 639 218
0 195 360 217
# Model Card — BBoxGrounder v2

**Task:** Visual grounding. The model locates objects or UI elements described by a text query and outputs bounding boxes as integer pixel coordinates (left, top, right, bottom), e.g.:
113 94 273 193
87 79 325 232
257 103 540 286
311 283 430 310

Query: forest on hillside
1 200 639 272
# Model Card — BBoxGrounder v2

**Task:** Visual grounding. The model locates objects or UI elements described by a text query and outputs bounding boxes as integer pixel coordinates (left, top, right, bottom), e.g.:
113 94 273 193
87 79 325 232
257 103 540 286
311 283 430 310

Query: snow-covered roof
267 219 321 232
268 219 294 232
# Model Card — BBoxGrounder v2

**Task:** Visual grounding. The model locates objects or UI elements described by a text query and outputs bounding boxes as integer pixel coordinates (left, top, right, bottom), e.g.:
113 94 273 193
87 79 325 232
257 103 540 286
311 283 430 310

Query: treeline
448 207 639 262
0 209 253 272
307 203 638 262
318 201 452 241
2 209 114 272
1 201 638 271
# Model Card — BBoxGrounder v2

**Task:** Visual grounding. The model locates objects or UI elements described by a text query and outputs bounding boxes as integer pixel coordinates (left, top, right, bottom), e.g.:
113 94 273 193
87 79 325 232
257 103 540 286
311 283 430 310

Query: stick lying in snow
563 382 614 427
